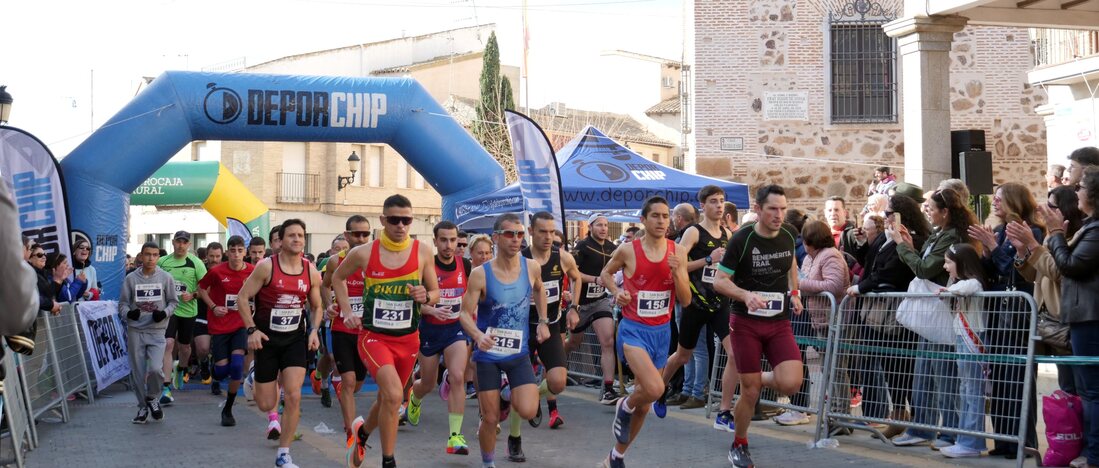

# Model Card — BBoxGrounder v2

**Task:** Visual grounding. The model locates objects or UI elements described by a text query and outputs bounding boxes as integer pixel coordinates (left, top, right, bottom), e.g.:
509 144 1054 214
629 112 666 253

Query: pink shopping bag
1044 389 1085 466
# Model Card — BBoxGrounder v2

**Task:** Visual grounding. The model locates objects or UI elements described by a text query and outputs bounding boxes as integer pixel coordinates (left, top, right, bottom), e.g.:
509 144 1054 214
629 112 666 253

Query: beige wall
694 0 1048 218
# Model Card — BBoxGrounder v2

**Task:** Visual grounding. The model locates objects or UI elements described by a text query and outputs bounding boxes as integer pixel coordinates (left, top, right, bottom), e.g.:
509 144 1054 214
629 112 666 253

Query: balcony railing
276 172 319 204
1033 28 1099 67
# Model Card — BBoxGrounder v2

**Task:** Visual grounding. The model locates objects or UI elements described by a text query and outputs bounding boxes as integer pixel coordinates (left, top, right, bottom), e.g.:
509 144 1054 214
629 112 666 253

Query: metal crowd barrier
705 292 837 434
1 345 36 468
820 292 1038 467
565 329 606 384
0 304 96 468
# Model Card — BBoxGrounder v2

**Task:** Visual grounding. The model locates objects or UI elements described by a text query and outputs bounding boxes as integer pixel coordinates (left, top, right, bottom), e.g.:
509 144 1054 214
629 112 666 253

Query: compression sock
449 413 463 435
508 409 522 437
547 399 557 412
225 391 237 410
538 380 550 398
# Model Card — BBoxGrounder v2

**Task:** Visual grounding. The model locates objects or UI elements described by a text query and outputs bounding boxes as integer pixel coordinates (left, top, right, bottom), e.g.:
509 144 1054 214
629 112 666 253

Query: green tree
474 32 517 182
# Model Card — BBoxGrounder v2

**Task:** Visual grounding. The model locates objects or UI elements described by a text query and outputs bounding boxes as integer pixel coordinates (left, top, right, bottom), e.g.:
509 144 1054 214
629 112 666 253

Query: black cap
173 230 191 241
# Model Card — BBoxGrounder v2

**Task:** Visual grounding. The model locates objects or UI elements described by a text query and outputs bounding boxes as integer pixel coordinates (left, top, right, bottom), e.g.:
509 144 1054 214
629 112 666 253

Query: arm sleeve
0 185 38 335
1048 228 1099 279
194 256 208 283
118 275 133 316
947 278 982 295
800 254 848 294
717 234 743 276
1024 246 1060 284
897 236 948 281
163 276 179 315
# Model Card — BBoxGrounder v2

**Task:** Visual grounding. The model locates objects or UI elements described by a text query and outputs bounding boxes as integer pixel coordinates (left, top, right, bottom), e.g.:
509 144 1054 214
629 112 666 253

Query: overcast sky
4 0 684 156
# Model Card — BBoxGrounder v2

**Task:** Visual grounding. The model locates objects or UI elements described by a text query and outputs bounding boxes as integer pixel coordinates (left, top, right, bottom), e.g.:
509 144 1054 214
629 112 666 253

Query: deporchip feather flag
0 126 71 260
227 217 253 244
505 110 566 241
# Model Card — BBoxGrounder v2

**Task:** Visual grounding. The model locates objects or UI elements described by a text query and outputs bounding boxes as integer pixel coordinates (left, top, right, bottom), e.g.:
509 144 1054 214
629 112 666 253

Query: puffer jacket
800 247 850 331
1048 217 1099 324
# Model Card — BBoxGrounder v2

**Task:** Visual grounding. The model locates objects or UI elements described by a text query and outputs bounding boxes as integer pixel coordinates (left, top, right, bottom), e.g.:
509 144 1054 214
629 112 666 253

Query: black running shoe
211 380 222 396
221 409 236 427
148 399 163 421
728 444 754 468
321 387 332 408
507 435 526 462
132 406 149 424
600 388 622 405
528 403 542 428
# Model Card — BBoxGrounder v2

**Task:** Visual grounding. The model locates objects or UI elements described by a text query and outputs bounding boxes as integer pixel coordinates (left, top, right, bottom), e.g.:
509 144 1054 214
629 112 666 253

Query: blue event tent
455 126 750 231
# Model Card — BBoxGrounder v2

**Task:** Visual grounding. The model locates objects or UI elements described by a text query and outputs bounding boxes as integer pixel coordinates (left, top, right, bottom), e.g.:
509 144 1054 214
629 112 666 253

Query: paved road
26 381 1024 467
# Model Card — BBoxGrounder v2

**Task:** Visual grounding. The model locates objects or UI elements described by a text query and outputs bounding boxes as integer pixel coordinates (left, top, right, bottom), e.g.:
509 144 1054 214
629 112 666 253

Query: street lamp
337 150 361 191
0 86 13 125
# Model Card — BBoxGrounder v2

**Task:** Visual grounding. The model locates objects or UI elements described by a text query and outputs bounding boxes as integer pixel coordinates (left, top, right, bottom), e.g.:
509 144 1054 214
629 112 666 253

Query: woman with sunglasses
1046 167 1099 468
1009 185 1086 395
891 188 977 449
966 182 1044 458
72 240 100 301
29 244 61 315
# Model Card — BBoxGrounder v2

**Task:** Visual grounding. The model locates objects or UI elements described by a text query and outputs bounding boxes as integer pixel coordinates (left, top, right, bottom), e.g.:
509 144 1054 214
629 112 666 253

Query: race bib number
437 296 462 320
585 282 606 299
270 308 302 333
636 290 672 318
373 299 413 329
174 283 187 298
543 280 560 304
136 283 163 303
701 266 717 284
487 327 523 355
348 297 365 318
747 292 785 318
225 294 238 310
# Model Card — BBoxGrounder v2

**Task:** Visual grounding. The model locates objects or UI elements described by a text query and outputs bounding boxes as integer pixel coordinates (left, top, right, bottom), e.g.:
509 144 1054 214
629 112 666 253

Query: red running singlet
620 239 675 326
255 256 311 335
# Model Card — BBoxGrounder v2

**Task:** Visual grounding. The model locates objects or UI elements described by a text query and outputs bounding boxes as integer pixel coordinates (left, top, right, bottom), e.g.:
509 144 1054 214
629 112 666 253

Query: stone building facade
692 0 1048 216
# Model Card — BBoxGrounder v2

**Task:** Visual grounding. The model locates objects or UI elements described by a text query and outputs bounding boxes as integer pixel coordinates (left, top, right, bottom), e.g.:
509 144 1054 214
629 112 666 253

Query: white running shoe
275 453 298 468
773 410 810 426
267 420 282 441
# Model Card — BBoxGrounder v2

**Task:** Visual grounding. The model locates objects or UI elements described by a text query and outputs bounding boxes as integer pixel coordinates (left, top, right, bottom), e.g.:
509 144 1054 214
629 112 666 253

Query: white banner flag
505 110 566 238
77 301 131 392
0 126 71 260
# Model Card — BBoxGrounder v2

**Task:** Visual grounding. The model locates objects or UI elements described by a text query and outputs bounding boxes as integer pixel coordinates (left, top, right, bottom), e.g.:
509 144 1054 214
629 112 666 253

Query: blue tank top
473 258 531 363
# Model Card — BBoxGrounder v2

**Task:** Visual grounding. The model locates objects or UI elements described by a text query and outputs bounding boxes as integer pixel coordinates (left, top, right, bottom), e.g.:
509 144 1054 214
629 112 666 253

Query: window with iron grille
829 12 897 124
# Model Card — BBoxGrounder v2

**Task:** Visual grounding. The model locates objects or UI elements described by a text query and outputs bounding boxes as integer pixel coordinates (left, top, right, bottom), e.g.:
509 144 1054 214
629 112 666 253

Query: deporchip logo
575 161 628 183
203 83 242 124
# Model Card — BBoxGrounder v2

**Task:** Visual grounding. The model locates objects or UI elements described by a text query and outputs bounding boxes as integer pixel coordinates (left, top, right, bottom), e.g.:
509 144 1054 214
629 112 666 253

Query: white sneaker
275 452 299 468
773 411 810 426
930 439 953 451
892 434 930 446
941 444 981 458
1071 456 1089 468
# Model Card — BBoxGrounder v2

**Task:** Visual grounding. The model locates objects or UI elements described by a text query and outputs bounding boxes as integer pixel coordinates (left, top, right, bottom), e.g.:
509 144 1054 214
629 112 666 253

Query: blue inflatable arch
61 71 505 299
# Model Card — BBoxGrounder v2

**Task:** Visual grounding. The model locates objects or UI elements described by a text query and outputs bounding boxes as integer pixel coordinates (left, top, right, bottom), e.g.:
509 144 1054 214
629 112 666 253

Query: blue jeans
954 334 988 451
1071 321 1099 465
683 326 709 399
905 339 959 442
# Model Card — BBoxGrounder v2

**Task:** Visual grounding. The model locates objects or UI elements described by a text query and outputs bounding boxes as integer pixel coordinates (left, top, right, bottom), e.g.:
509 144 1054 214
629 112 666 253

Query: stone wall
694 0 1048 217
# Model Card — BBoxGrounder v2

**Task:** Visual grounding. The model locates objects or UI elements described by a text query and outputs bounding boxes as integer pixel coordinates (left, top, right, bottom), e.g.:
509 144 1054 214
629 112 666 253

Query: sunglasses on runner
494 229 526 239
385 216 414 226
348 231 372 238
